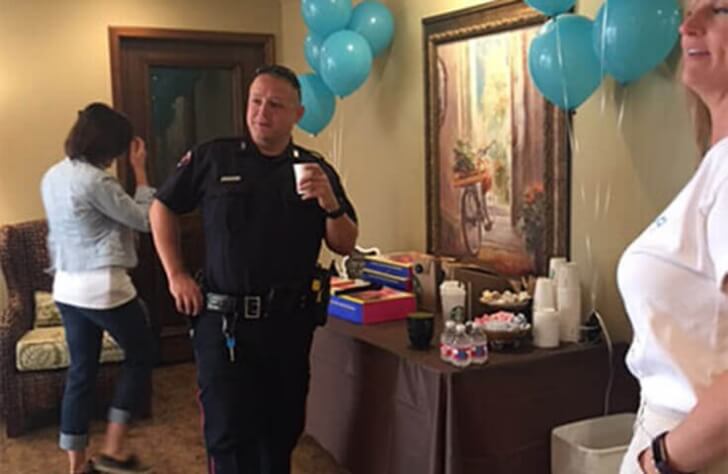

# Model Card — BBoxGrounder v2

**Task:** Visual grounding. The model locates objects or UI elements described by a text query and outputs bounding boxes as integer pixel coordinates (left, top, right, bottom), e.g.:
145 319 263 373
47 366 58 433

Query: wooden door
109 27 274 363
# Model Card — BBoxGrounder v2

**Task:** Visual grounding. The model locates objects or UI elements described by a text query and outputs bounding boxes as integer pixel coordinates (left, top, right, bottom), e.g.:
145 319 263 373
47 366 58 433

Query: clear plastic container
440 280 466 320
439 320 456 363
450 323 472 368
551 413 636 474
469 321 489 364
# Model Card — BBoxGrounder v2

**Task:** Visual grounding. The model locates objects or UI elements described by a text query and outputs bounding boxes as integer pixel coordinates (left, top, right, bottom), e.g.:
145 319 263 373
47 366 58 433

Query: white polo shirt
618 138 728 413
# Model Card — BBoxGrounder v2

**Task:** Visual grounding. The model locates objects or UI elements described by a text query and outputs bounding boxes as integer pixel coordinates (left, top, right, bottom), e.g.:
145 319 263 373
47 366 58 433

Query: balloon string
599 0 609 116
331 102 346 186
603 183 612 220
555 20 578 154
567 111 579 155
617 86 627 134
555 18 570 111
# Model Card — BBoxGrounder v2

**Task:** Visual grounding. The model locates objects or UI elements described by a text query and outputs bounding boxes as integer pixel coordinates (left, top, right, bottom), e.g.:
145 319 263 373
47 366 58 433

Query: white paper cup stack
556 262 581 343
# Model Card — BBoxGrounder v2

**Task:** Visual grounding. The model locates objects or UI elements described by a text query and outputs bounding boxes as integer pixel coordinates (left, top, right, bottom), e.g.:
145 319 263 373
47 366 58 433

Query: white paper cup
533 308 560 348
533 277 555 311
549 257 567 281
557 262 580 290
293 163 317 199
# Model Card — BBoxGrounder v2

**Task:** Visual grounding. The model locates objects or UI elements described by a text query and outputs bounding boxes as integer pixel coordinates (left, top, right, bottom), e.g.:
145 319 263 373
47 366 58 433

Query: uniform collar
244 138 296 161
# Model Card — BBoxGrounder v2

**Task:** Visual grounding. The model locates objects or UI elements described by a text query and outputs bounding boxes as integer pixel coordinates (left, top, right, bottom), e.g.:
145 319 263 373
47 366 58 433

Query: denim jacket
41 157 155 272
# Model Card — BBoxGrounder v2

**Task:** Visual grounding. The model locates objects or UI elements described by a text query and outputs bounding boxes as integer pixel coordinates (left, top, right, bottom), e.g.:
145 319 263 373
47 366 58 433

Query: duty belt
206 292 267 319
205 287 307 320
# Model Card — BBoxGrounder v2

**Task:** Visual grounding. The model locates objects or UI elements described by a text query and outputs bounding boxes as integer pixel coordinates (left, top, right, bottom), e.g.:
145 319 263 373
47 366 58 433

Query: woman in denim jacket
41 103 155 474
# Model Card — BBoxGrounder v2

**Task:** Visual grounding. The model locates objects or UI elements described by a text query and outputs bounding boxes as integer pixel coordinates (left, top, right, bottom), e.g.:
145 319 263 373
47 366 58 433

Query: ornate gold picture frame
423 0 570 276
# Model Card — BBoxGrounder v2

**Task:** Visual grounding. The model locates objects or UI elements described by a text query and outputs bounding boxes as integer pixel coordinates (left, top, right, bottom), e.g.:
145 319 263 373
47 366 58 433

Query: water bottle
469 321 489 364
440 320 456 363
451 323 472 368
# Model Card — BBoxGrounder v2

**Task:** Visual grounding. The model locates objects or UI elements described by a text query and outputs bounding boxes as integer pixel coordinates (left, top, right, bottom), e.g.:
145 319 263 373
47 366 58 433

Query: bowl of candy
475 311 531 351
479 289 532 314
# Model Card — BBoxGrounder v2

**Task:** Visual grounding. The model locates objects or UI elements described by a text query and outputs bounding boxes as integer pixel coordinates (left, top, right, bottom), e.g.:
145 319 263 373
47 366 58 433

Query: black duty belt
206 292 268 319
205 287 307 320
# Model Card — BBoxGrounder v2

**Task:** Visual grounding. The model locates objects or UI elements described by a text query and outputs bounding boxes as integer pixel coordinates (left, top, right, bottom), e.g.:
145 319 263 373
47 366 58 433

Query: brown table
305 317 639 474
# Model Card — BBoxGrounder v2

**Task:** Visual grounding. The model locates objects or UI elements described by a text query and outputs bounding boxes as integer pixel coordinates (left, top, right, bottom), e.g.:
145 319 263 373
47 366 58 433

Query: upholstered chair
0 220 150 437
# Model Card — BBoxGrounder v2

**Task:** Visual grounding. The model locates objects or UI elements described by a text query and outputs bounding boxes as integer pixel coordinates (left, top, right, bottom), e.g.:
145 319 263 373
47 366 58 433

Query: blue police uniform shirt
155 137 357 296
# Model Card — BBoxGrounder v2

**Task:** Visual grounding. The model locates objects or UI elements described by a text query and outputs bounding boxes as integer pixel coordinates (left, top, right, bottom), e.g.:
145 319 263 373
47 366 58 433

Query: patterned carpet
0 363 347 474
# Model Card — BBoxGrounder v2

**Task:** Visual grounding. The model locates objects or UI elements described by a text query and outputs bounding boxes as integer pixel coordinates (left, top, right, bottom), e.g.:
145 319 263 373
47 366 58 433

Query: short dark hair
253 64 301 101
64 103 133 166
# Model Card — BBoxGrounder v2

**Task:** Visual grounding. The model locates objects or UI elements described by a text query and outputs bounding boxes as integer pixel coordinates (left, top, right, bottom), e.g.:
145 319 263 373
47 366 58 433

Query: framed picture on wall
423 0 570 276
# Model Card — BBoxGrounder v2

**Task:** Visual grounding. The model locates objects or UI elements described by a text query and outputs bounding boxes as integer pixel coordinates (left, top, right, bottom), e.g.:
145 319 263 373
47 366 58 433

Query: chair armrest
0 294 31 414
0 293 34 375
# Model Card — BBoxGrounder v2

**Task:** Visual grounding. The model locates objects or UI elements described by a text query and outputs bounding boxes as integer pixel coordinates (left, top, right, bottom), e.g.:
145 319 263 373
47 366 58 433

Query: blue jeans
56 298 155 451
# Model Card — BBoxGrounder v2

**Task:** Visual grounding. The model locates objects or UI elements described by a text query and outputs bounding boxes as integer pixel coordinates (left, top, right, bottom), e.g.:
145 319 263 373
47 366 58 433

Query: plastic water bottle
451 323 472 368
469 321 489 364
440 320 456 363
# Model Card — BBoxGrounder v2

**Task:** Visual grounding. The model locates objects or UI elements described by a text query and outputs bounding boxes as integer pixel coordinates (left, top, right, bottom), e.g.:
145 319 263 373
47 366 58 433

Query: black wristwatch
324 204 347 219
652 431 684 474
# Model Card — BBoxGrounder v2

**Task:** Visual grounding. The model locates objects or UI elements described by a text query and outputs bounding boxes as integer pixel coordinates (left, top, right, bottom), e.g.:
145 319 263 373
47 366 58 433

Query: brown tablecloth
305 317 639 474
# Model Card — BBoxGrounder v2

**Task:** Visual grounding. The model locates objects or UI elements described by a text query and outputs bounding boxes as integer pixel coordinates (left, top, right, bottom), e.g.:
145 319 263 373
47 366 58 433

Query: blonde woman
618 1 728 473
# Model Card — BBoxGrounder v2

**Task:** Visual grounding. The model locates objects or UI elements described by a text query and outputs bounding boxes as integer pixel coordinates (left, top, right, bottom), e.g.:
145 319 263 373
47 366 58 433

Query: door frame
109 26 274 106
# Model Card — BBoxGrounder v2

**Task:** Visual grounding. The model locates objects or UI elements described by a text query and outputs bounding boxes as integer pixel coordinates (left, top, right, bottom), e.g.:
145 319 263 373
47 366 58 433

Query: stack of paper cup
549 257 567 281
556 262 581 343
533 277 556 311
549 257 567 306
533 308 560 348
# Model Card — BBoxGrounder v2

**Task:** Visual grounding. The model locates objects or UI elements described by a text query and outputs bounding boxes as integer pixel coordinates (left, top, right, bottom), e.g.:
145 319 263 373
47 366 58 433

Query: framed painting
423 0 570 276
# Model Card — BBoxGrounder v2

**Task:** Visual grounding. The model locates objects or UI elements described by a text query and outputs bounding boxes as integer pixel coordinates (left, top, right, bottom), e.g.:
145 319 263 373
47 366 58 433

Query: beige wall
281 0 696 341
0 0 281 225
1 0 696 340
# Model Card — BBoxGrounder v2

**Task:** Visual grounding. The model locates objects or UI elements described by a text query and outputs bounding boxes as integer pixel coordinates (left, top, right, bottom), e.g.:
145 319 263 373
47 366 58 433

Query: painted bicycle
452 144 495 256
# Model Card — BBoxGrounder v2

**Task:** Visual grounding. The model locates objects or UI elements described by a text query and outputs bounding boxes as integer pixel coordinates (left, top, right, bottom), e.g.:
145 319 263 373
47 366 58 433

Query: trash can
551 413 636 474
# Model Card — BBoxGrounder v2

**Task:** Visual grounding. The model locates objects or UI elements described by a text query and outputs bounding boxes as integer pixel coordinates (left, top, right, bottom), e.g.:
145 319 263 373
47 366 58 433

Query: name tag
220 175 242 183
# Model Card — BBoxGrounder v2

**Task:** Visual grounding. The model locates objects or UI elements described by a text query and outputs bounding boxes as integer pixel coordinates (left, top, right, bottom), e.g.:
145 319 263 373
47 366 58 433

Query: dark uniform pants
192 310 315 474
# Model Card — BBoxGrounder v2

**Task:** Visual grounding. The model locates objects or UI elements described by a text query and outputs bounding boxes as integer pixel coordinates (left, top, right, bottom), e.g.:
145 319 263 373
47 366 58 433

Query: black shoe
77 460 100 474
93 454 150 473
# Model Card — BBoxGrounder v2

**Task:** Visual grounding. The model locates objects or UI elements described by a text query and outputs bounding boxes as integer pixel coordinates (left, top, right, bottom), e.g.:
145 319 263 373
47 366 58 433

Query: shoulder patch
177 151 192 168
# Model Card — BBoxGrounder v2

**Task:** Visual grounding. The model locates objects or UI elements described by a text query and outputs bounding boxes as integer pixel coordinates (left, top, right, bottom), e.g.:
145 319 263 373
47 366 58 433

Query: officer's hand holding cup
294 162 339 212
293 163 318 199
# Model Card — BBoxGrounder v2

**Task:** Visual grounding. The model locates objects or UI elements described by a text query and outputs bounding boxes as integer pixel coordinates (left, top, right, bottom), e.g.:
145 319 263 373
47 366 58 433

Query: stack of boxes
328 251 438 324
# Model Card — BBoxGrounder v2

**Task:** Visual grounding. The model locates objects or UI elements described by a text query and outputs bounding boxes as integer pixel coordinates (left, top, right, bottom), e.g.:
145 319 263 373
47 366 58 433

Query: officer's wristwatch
324 204 347 219
651 431 687 474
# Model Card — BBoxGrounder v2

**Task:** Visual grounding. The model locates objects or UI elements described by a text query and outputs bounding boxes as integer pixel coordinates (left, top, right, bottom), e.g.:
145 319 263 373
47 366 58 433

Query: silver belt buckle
243 296 262 319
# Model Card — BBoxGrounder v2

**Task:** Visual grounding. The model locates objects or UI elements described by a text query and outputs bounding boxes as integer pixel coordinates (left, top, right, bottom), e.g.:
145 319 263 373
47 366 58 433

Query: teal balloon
304 32 324 74
320 30 373 97
347 0 395 57
528 14 603 110
297 73 336 135
301 0 353 37
593 0 681 84
525 0 576 16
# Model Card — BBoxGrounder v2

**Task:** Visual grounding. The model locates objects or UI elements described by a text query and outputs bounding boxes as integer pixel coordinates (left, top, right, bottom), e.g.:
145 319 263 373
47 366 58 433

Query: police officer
149 65 358 474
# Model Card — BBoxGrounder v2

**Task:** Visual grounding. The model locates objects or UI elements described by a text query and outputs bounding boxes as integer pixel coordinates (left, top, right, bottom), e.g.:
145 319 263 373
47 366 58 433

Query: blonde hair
680 0 713 158
686 87 712 157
